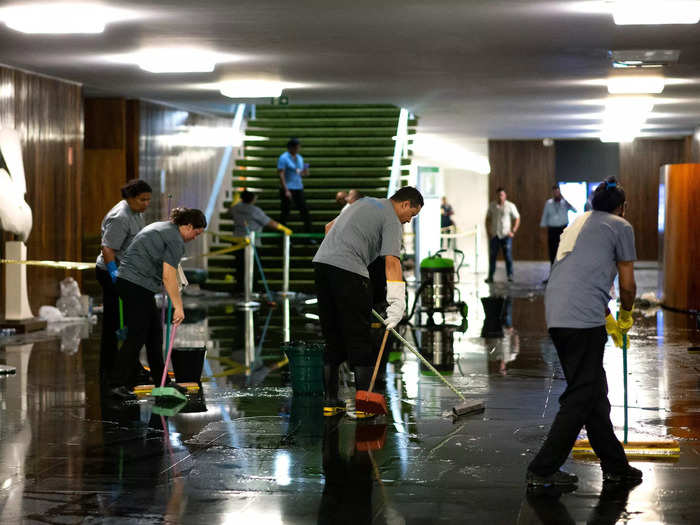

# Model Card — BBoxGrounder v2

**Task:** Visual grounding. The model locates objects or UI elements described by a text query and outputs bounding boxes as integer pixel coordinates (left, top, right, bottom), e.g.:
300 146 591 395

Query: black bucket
171 347 206 383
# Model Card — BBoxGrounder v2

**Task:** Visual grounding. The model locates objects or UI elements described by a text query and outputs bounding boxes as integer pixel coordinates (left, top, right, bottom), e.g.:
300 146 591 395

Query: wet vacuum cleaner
573 335 680 461
372 310 484 418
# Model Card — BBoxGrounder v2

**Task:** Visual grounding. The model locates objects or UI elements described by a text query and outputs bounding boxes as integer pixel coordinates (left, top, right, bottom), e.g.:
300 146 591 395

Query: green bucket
283 341 325 396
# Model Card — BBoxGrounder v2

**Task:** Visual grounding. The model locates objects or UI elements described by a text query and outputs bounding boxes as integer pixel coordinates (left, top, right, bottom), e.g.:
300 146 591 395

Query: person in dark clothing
313 187 423 417
278 137 312 232
527 177 642 487
95 179 151 384
109 207 206 401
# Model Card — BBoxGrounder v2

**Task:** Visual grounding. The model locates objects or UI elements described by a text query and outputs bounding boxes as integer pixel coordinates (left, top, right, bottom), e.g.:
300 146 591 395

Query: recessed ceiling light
607 75 665 94
600 96 655 142
219 80 290 98
136 48 220 73
0 2 137 34
611 1 700 25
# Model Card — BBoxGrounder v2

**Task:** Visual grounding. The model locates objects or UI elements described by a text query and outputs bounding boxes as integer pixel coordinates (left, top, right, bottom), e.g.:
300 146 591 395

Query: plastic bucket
171 347 206 383
283 341 324 396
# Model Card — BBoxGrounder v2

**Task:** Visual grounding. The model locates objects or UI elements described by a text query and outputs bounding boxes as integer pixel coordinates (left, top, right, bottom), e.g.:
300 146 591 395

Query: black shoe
603 466 643 483
507 276 514 283
542 279 549 284
110 386 137 401
485 277 494 283
526 469 579 487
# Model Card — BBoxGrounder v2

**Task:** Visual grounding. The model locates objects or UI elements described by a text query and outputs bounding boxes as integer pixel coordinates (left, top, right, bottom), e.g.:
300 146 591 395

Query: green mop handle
623 331 628 444
372 309 467 402
118 299 124 330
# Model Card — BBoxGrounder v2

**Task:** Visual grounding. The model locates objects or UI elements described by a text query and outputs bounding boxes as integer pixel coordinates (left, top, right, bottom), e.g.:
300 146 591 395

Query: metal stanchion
239 231 260 309
281 233 291 297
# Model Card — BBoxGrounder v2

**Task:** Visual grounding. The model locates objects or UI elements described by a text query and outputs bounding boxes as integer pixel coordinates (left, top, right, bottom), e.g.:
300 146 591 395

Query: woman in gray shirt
95 179 151 385
109 207 206 401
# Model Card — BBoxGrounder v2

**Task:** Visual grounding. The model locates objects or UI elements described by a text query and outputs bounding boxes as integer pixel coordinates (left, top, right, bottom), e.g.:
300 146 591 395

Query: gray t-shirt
118 221 185 293
545 211 636 329
96 200 145 269
313 197 402 278
230 202 271 240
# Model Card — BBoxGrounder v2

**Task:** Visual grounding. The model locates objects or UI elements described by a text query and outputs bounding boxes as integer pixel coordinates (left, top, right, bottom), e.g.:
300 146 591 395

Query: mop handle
623 332 628 444
118 299 124 329
372 309 467 402
160 324 178 387
369 330 390 393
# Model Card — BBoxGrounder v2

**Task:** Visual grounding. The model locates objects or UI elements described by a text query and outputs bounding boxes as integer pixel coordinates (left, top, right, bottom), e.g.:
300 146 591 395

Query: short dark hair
240 190 256 204
390 186 424 208
121 179 152 199
552 183 560 190
592 177 626 213
170 207 207 229
287 137 300 149
495 187 505 193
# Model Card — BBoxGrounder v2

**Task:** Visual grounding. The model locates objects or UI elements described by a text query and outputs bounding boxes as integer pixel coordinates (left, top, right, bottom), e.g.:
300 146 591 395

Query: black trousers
314 263 372 367
280 188 312 232
528 326 629 476
112 278 167 389
96 267 119 380
547 225 566 265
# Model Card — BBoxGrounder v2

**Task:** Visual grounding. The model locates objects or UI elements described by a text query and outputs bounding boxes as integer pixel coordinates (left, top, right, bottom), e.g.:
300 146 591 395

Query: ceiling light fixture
0 2 137 34
611 1 700 25
607 75 665 94
134 48 222 73
219 80 289 98
599 96 655 142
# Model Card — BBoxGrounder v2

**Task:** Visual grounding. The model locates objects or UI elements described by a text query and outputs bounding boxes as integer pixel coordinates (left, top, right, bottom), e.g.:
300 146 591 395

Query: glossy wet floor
0 262 698 524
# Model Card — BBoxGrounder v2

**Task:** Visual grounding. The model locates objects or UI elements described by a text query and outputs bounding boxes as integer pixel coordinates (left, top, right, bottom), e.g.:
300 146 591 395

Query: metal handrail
387 108 409 197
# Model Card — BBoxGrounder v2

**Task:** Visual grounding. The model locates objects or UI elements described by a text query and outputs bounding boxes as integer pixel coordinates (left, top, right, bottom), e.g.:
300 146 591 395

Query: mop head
152 385 187 402
115 326 128 341
152 398 187 417
452 399 485 417
355 390 388 416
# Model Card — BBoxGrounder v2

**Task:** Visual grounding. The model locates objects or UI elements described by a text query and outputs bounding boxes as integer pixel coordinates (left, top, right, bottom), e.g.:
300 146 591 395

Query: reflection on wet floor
0 262 699 523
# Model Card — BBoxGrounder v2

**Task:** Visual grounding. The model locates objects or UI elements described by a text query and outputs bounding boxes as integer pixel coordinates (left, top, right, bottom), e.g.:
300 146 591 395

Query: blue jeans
488 236 513 279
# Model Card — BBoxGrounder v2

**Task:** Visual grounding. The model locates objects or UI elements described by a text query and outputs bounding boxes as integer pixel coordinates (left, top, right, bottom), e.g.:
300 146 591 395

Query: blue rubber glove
106 260 119 284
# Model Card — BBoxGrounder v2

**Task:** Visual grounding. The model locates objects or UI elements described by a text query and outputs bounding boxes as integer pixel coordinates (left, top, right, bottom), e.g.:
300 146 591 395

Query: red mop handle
160 324 178 387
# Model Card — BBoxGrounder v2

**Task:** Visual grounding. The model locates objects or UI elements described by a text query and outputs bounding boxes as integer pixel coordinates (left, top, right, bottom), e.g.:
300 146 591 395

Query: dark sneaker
323 399 346 416
110 386 137 401
526 469 579 487
485 277 494 283
507 275 514 282
603 466 643 483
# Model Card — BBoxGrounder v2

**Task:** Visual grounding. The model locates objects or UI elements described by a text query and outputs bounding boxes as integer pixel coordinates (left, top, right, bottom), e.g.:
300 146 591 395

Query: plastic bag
60 277 81 298
56 295 82 317
38 305 64 322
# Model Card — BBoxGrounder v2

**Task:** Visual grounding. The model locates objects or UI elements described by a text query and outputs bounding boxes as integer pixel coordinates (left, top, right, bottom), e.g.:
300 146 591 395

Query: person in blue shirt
278 138 311 232
540 184 576 266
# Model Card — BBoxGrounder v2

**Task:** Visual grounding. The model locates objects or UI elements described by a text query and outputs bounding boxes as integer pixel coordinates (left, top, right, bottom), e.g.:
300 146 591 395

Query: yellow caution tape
0 259 94 271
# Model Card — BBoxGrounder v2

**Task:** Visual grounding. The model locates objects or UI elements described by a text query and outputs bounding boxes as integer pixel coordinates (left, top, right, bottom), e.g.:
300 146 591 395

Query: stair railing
388 108 410 197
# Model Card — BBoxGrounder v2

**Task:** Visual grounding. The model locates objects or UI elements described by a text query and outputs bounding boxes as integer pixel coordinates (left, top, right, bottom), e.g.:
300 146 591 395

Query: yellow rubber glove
618 307 633 334
276 224 293 236
605 313 623 348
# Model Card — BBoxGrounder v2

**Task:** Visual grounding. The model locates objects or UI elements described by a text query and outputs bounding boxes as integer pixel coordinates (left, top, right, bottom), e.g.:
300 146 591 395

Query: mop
372 309 484 417
151 322 187 402
573 333 680 460
355 330 390 416
115 298 127 342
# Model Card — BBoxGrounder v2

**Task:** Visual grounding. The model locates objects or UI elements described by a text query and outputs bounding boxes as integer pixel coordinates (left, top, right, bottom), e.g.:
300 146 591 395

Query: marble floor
0 261 698 524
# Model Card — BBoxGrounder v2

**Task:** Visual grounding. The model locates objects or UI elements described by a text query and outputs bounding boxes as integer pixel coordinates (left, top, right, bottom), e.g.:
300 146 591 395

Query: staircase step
230 187 388 199
234 167 405 177
255 108 401 118
246 127 412 138
245 137 402 147
244 146 397 157
231 177 390 188
250 117 409 128
237 158 406 168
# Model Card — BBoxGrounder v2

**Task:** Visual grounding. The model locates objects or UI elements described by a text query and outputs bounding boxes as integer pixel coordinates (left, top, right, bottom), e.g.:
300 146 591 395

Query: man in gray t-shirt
527 178 642 487
313 187 423 417
229 190 291 293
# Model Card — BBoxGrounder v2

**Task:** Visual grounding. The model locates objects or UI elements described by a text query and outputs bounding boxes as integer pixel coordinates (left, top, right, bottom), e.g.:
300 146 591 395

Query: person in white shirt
540 184 576 266
485 187 520 283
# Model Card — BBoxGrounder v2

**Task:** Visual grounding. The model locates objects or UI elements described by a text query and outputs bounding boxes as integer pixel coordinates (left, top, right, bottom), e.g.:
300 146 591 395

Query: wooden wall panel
487 140 555 260
618 139 687 260
661 163 700 311
0 66 83 313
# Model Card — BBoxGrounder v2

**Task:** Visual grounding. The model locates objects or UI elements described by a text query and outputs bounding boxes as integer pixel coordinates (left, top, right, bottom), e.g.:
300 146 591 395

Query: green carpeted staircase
205 104 416 294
